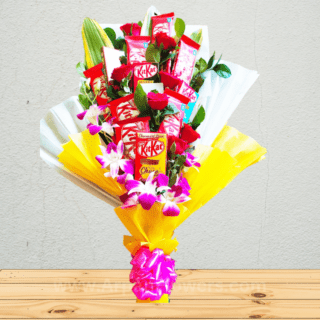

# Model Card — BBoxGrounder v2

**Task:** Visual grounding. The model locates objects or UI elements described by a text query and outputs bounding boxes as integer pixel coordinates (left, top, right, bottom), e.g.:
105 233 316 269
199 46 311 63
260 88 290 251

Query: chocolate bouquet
40 6 266 303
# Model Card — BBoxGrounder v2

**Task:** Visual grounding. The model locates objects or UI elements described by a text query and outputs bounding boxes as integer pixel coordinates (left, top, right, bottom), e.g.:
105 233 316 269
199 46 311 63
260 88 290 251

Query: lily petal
77 110 88 120
139 193 157 210
88 124 102 135
125 179 141 192
109 162 119 178
163 201 180 216
119 159 134 175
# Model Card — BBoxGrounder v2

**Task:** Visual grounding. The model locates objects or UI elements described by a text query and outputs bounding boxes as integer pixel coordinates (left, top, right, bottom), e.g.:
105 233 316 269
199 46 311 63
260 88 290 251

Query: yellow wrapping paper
58 125 266 303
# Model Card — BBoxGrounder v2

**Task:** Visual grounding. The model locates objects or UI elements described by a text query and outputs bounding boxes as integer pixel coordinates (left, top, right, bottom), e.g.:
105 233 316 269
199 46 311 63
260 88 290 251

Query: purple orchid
183 152 201 169
88 118 119 136
155 173 191 216
117 173 134 185
77 104 107 126
125 172 158 210
96 141 134 179
120 191 139 208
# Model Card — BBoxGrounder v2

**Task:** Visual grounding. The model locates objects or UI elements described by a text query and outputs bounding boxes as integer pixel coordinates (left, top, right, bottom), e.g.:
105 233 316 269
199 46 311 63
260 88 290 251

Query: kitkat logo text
137 139 164 157
134 64 158 78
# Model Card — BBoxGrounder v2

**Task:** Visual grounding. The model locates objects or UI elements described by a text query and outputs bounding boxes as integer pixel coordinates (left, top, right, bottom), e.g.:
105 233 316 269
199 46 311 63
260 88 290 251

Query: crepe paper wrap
151 12 175 42
172 35 201 85
130 246 177 302
83 63 109 106
125 36 151 64
108 94 140 122
58 129 126 198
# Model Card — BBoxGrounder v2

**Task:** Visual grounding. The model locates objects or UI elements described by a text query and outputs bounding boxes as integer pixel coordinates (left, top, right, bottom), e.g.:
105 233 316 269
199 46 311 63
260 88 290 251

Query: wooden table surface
0 270 319 319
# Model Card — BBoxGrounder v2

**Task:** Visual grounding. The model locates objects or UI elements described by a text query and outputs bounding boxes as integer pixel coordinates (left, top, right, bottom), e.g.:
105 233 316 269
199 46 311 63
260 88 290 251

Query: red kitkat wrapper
125 36 151 64
108 94 140 122
151 12 175 42
133 62 159 90
158 89 190 137
114 117 150 159
172 35 201 85
83 63 110 105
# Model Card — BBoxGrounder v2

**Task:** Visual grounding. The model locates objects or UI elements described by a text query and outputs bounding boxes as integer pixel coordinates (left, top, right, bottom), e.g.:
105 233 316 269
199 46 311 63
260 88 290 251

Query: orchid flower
96 141 134 179
125 172 158 210
155 173 191 216
183 152 201 170
117 173 134 185
120 191 139 208
88 118 119 136
77 104 107 126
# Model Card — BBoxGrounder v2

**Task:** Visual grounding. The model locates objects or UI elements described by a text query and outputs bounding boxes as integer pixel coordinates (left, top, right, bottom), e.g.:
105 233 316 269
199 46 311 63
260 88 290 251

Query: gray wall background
1 0 319 269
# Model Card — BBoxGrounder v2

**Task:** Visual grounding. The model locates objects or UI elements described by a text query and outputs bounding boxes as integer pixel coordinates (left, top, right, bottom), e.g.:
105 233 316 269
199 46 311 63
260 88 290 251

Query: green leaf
107 86 119 100
120 71 132 89
138 21 143 27
78 94 91 109
145 43 161 63
134 83 148 113
150 89 159 94
215 54 222 68
175 18 185 38
118 90 129 97
190 28 203 44
119 55 127 65
170 142 176 154
213 64 232 78
76 62 86 77
191 105 205 130
162 103 179 116
114 37 126 51
196 58 208 73
104 27 116 46
176 154 187 167
169 170 178 187
207 51 215 69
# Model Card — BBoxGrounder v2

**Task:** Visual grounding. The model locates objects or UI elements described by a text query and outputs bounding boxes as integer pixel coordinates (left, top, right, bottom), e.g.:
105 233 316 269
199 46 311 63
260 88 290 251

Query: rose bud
111 64 133 83
120 23 141 36
147 92 169 110
155 32 176 51
180 123 201 143
168 136 190 155
159 71 181 90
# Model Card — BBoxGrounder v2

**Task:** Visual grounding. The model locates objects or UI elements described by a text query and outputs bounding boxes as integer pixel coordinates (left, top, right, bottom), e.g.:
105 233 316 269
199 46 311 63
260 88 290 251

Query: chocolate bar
172 35 200 85
135 132 167 180
108 94 140 121
114 117 150 159
133 62 159 90
151 12 175 42
83 63 109 105
125 36 150 64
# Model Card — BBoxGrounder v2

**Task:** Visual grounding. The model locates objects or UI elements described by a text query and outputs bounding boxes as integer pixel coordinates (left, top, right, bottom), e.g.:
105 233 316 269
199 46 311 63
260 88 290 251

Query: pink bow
130 246 177 301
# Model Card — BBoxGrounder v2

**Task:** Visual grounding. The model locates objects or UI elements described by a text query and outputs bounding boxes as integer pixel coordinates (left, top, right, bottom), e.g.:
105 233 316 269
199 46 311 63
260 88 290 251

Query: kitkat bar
158 89 190 137
151 12 175 42
133 62 159 90
135 132 167 181
172 35 201 85
108 94 140 122
114 117 150 159
83 63 110 105
125 36 150 64
176 81 199 123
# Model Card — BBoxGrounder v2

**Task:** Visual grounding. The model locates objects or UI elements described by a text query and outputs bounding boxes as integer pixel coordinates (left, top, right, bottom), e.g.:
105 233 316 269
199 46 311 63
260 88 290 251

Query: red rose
147 92 168 110
120 23 141 36
180 124 201 143
168 136 190 155
111 64 133 83
155 32 176 51
159 71 181 90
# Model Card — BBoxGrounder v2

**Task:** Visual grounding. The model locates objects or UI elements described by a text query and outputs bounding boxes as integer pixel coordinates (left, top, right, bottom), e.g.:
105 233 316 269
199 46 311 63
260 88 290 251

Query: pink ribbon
130 246 177 301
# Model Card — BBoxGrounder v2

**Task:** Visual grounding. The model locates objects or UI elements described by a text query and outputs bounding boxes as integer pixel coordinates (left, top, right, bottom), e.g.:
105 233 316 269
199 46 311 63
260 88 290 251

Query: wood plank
1 283 320 300
0 299 319 318
1 270 319 284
